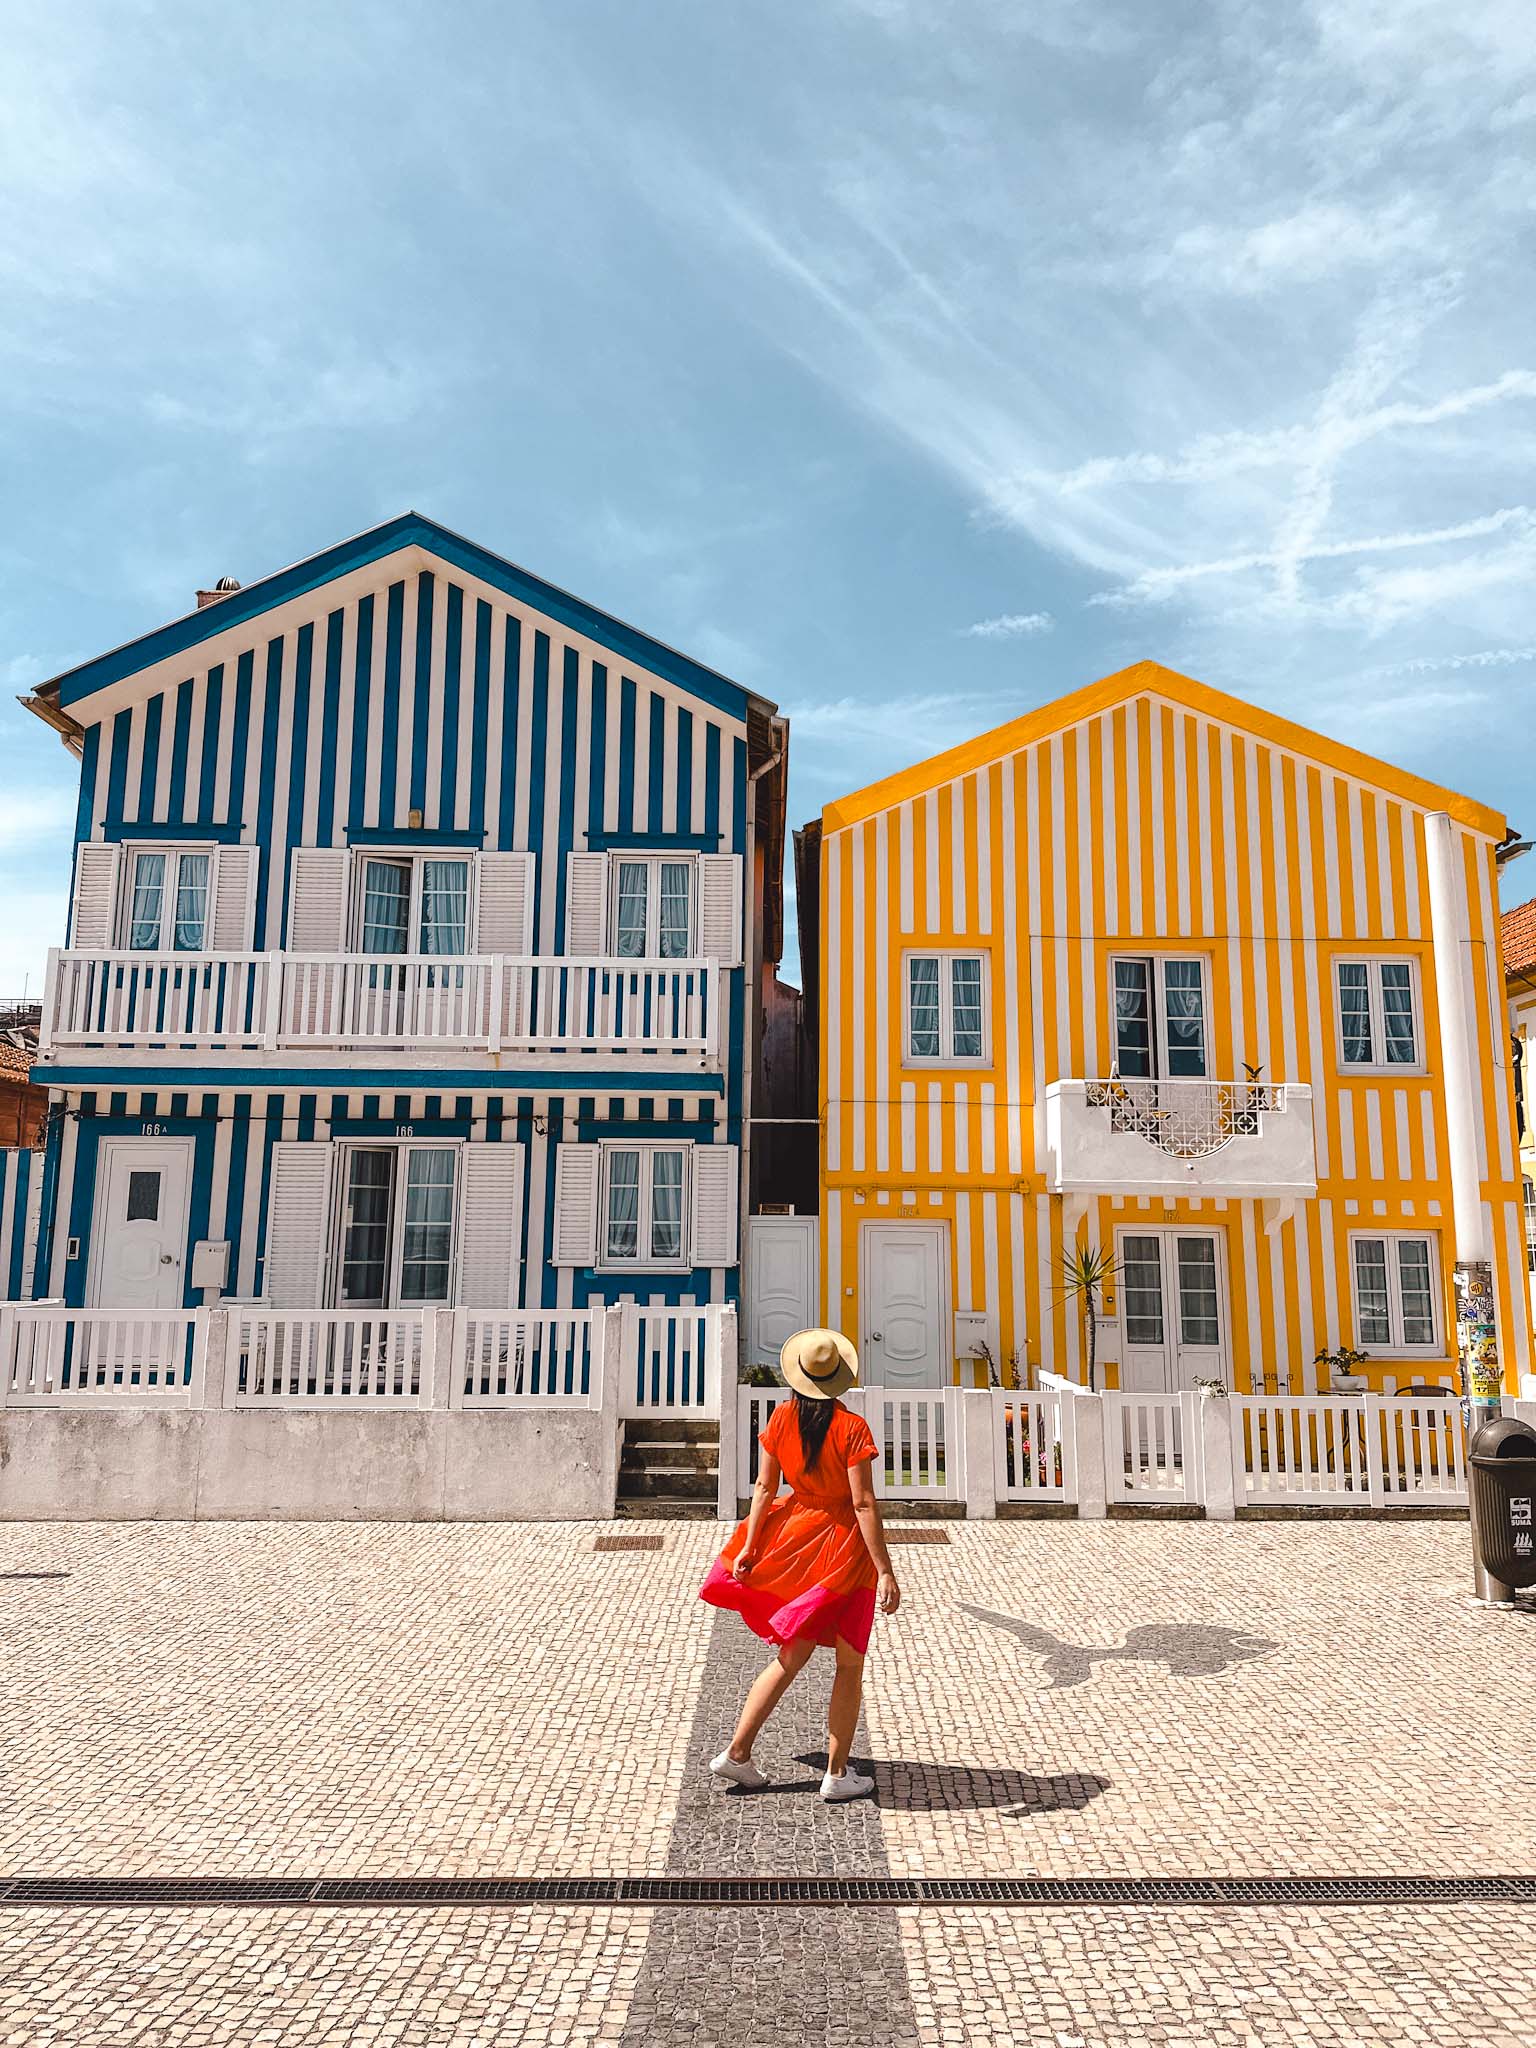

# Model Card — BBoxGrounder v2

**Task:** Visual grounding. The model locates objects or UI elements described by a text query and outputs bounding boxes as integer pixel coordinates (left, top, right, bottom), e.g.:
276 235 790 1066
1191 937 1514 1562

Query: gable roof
821 659 1504 839
24 511 770 727
1503 898 1536 979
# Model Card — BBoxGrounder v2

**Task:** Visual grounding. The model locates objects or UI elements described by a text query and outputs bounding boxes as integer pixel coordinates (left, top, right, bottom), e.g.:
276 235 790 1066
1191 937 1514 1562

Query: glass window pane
1113 961 1152 1078
1396 1238 1435 1347
400 1149 456 1302
1175 1236 1220 1346
658 864 691 959
129 853 166 951
650 1150 685 1260
362 861 411 955
419 861 469 956
908 957 941 1059
1338 962 1373 1064
173 854 209 952
606 1150 641 1260
1121 1236 1164 1347
949 956 984 1059
1162 960 1207 1078
340 1150 394 1305
1380 963 1416 1065
126 1170 160 1223
1353 1239 1391 1346
615 863 647 958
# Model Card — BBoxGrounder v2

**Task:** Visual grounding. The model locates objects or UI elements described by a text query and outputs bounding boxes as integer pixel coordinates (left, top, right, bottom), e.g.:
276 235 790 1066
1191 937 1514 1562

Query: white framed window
1110 955 1209 1079
123 846 214 952
611 857 695 959
336 1142 458 1306
904 952 989 1064
1335 958 1420 1070
600 1143 690 1267
1349 1232 1441 1354
355 854 472 956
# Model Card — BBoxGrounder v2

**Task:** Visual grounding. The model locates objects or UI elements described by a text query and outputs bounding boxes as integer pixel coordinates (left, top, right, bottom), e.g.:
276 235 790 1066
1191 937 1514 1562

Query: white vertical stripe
455 593 477 833
826 1189 841 1325
512 613 535 852
1375 798 1395 941
898 803 914 935
661 695 679 835
123 702 147 826
332 600 359 839
631 683 651 834
1420 1092 1439 1181
950 781 967 934
1339 1092 1357 1180
363 590 388 831
975 771 992 936
1171 710 1191 936
1291 1206 1316 1390
483 606 508 843
924 790 940 932
979 1082 996 1176
900 1082 916 1173
1393 1089 1412 1180
208 1104 234 1242
394 576 420 828
1401 807 1422 940
927 1082 942 1175
1240 1205 1261 1395
825 836 842 1175
184 674 207 822
301 621 328 849
49 1114 79 1295
423 582 449 829
998 758 1023 1176
212 656 238 827
1347 783 1367 939
874 814 891 1175
1244 742 1270 1076
265 633 297 948
1099 715 1118 936
1317 1196 1341 1349
953 1079 970 1177
1364 1090 1385 1181
152 688 175 822
1147 706 1166 936
954 1193 971 1314
1124 708 1141 936
851 825 867 1174
1270 754 1298 1087
1320 774 1342 937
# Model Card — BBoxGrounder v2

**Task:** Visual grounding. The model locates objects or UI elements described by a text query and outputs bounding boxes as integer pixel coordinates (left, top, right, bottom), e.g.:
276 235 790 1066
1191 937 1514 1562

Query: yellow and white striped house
800 661 1530 1400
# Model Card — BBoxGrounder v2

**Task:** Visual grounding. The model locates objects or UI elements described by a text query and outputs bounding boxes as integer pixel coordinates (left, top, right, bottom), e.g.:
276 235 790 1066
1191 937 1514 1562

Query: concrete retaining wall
0 1405 621 1521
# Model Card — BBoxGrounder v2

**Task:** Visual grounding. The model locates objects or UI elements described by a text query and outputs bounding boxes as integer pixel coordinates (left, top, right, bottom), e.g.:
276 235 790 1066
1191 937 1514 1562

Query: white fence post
261 955 283 1050
599 1305 624 1513
1072 1389 1108 1518
1362 1393 1387 1508
198 1309 229 1413
961 1389 997 1518
427 1308 458 1411
1200 1393 1236 1520
714 1305 739 1521
0 1304 14 1410
1178 1391 1202 1507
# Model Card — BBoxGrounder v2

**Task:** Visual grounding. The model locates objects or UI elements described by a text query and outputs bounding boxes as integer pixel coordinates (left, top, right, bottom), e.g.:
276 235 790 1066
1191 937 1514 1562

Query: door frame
1112 1223 1230 1392
87 1136 196 1309
859 1219 952 1389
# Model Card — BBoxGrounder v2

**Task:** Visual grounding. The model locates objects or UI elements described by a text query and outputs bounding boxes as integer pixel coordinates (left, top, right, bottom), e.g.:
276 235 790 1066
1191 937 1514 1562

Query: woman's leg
826 1637 865 1775
727 1636 816 1761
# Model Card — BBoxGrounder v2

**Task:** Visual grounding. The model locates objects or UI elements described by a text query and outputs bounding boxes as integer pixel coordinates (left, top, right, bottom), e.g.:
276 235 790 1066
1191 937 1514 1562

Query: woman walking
699 1328 900 1803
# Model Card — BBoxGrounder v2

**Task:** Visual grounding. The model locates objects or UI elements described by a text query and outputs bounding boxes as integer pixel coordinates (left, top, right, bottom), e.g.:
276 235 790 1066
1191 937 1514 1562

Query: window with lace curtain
1108 955 1209 1079
1335 958 1420 1069
355 856 471 955
601 1144 689 1267
123 847 212 951
904 953 989 1064
610 858 694 958
1349 1232 1440 1354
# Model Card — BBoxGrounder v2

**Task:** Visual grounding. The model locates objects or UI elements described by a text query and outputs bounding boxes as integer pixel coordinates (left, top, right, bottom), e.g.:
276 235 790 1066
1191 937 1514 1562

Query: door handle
159 1255 175 1266
871 1331 883 1341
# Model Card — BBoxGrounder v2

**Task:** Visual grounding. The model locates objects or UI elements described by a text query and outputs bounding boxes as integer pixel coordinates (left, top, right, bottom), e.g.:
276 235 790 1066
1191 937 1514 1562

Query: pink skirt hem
699 1558 876 1654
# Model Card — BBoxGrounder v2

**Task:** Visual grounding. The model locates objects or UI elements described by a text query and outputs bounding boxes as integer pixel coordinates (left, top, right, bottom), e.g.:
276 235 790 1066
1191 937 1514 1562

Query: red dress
699 1400 880 1653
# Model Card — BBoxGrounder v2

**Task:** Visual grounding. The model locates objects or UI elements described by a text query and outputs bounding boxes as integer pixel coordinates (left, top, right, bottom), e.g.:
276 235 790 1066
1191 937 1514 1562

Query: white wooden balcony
39 950 723 1066
1044 1077 1317 1201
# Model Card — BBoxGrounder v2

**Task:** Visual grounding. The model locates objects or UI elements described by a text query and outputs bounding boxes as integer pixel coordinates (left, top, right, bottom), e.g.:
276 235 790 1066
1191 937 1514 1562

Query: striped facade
21 514 777 1320
810 662 1530 1397
0 1149 41 1302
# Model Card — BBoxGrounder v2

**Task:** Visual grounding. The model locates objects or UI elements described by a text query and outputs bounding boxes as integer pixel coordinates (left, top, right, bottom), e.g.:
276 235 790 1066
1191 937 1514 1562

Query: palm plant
1058 1243 1119 1391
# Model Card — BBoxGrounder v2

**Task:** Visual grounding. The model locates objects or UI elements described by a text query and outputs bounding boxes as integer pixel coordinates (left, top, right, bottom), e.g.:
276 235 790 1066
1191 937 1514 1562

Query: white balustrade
733 1384 963 1501
0 1305 199 1403
41 950 722 1063
234 1309 428 1405
456 1310 599 1405
1235 1393 1468 1506
620 1304 725 1416
991 1388 1073 1501
1103 1391 1195 1504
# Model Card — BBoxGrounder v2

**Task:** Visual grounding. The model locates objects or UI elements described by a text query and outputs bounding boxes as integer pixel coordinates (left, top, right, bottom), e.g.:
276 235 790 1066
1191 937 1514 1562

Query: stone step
618 1467 716 1501
613 1498 718 1522
623 1418 720 1447
621 1442 717 1476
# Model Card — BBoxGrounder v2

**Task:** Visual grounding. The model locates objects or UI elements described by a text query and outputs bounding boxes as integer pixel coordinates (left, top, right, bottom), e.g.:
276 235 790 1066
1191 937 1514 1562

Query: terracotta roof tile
1502 898 1536 976
0 1040 32 1081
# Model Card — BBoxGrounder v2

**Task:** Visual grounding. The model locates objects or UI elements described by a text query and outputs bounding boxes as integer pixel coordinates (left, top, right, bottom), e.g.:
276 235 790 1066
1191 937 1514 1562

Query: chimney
195 575 242 610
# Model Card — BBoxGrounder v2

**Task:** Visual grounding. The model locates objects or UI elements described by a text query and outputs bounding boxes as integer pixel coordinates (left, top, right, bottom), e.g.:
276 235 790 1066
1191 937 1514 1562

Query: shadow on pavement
785 1753 1111 1814
959 1604 1279 1688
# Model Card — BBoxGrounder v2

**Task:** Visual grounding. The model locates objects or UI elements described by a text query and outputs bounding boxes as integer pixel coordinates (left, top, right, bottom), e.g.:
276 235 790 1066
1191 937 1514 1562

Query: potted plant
1315 1343 1371 1394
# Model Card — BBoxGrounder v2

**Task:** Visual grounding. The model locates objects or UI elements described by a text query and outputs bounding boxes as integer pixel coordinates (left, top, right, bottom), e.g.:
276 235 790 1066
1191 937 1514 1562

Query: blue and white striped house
14 514 787 1466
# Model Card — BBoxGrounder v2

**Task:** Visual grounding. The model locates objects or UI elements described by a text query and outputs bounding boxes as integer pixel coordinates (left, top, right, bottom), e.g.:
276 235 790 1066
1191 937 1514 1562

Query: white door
862 1223 948 1389
745 1216 818 1367
89 1140 193 1309
1116 1228 1227 1392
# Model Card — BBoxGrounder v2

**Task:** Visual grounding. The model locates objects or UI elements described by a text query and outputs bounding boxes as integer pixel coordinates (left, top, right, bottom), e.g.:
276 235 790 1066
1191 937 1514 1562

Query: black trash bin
1468 1417 1536 1604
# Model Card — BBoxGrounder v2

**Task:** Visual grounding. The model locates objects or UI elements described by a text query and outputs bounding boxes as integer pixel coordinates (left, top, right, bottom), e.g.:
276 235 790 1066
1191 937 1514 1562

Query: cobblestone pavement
2 1514 1533 2044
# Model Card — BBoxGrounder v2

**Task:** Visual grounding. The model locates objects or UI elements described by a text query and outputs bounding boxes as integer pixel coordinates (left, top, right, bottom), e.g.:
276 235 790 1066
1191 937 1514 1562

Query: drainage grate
593 1535 666 1553
884 1528 950 1545
0 1572 72 1582
2 1874 1533 1910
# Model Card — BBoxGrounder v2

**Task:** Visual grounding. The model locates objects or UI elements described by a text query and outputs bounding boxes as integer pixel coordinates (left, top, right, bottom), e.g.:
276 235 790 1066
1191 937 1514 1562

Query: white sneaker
709 1749 770 1790
820 1768 875 1803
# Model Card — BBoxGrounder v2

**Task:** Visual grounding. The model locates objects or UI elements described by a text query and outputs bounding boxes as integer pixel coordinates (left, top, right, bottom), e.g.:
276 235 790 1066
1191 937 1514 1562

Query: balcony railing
40 951 723 1064
1044 1076 1317 1199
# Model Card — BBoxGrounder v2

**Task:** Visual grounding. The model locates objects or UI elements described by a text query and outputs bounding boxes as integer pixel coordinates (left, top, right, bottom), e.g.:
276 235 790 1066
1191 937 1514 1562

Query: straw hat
779 1327 860 1401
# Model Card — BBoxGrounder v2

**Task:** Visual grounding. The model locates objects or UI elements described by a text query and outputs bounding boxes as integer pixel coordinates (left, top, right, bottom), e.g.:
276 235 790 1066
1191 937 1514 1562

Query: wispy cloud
961 611 1053 639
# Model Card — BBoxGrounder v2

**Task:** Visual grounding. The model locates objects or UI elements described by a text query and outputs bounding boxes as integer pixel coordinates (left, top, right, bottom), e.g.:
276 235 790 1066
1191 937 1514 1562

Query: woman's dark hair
794 1391 838 1471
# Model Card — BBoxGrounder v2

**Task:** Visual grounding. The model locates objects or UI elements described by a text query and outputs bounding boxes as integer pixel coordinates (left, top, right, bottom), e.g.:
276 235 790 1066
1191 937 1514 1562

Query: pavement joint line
3 1875 1535 1908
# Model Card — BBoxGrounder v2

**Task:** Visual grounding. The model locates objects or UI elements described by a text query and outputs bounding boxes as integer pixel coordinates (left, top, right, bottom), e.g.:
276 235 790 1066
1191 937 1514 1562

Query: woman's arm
731 1453 782 1578
849 1460 902 1613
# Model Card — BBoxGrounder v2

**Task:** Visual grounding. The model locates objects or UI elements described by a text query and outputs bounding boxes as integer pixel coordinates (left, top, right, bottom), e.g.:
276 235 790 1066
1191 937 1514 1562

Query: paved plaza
1 1515 1533 2044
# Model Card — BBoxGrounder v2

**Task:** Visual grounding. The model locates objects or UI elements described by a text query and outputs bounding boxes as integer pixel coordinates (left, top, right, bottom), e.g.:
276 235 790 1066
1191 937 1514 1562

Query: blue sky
4 0 1535 990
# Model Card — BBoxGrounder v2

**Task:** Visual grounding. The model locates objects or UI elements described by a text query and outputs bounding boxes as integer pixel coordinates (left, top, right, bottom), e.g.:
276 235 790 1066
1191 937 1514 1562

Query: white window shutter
210 846 259 952
699 855 743 964
564 852 608 956
691 1145 740 1268
456 1142 526 1306
262 1142 337 1306
287 847 351 952
474 852 536 953
552 1144 601 1265
70 843 121 950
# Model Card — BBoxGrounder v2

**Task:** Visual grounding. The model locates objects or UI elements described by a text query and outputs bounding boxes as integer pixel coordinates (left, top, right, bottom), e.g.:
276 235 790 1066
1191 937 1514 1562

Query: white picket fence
1233 1393 1467 1507
736 1385 965 1502
992 1389 1075 1503
0 1301 733 1417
